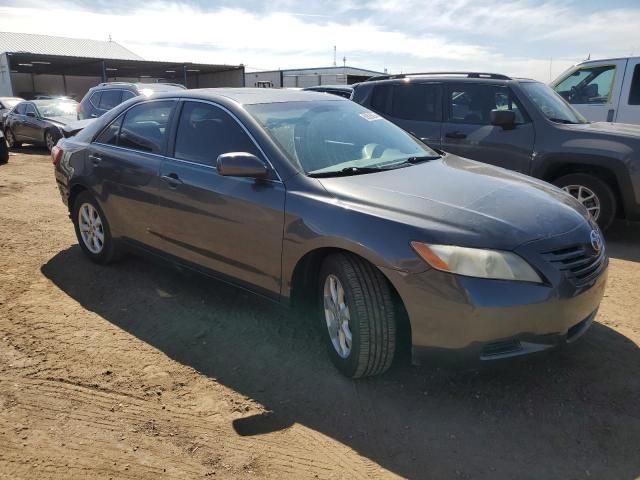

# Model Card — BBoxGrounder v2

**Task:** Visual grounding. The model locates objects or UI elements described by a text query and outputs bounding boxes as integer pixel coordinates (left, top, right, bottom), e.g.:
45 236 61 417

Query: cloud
0 0 638 81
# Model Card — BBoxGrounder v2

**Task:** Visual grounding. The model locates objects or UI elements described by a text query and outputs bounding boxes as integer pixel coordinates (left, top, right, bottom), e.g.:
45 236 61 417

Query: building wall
245 71 282 88
282 74 347 88
197 68 245 88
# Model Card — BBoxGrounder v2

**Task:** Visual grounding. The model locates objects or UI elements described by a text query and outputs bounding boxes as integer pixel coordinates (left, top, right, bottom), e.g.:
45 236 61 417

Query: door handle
90 113 98 118
445 131 467 139
88 154 102 165
161 173 183 188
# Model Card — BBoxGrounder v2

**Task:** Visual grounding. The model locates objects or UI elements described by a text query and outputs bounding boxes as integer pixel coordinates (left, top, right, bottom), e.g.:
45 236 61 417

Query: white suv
551 56 640 124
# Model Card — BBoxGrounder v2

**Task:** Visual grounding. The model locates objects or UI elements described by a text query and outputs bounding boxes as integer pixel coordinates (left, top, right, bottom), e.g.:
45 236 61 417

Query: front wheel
45 130 58 152
553 173 616 231
72 191 119 264
318 253 397 378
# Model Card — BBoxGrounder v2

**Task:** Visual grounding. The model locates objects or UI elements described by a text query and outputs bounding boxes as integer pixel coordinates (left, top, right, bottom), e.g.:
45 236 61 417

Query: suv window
447 85 525 124
119 101 175 154
554 65 616 104
174 101 260 166
370 85 392 113
390 83 441 121
122 90 136 101
99 90 122 110
89 91 102 109
628 65 640 105
95 116 123 145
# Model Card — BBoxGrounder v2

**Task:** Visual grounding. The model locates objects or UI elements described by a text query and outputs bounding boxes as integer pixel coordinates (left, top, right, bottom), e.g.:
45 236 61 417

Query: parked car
352 72 640 230
0 96 23 129
303 85 354 98
4 99 78 152
77 82 186 120
53 89 607 378
551 56 640 124
0 129 8 164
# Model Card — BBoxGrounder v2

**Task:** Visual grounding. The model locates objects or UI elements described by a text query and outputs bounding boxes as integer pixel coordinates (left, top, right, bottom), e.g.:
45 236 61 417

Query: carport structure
0 32 245 99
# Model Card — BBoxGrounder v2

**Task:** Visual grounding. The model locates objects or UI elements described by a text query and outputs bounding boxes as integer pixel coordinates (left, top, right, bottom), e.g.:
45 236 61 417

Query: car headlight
411 242 542 283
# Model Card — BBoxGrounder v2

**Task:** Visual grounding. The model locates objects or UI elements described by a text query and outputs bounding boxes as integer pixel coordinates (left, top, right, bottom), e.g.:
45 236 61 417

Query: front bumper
380 227 608 365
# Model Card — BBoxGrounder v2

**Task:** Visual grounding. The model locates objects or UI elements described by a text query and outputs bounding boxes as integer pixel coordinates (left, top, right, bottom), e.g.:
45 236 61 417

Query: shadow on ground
42 227 640 479
606 220 640 263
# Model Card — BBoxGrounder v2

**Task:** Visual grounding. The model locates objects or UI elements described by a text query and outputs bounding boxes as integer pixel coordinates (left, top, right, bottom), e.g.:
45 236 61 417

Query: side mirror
26 112 37 118
216 152 269 178
490 109 516 127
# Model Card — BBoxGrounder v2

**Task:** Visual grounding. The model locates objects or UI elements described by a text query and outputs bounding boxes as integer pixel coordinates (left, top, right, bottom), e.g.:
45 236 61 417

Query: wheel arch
68 183 89 213
289 246 412 358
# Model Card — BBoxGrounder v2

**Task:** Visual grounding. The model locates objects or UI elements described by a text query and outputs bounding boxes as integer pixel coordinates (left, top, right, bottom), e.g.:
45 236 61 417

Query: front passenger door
155 100 285 298
441 84 535 174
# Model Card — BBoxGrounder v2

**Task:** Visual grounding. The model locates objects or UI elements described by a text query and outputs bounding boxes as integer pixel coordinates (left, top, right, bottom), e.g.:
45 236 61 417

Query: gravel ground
0 149 639 480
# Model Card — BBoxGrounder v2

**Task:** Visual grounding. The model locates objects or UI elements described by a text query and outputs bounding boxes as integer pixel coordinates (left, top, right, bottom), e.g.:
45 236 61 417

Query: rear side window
391 83 441 121
13 103 25 115
174 101 260 166
95 116 123 145
628 65 640 105
99 90 123 110
119 101 175 154
370 85 392 113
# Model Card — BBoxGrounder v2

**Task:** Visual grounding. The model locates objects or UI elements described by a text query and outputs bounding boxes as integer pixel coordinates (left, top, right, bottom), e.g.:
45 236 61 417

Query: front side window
25 104 37 117
99 90 122 110
174 101 260 166
122 90 136 101
13 103 25 115
247 100 439 176
95 116 123 146
554 65 616 104
447 85 525 124
391 83 442 121
119 101 175 154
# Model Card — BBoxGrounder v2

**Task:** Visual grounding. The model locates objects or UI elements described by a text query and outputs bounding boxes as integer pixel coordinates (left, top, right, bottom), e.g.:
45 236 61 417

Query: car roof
358 73 539 86
304 85 353 91
154 88 346 105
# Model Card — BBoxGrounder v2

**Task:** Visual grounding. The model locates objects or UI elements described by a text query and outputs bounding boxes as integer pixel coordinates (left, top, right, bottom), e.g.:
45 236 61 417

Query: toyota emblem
590 230 603 252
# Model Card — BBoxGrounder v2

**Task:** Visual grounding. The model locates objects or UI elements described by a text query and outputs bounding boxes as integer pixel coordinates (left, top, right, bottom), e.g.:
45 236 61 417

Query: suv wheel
5 128 21 148
554 173 616 230
318 253 397 378
72 192 119 264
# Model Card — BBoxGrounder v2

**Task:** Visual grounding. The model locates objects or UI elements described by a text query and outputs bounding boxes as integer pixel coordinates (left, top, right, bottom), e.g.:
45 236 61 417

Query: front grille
543 244 606 286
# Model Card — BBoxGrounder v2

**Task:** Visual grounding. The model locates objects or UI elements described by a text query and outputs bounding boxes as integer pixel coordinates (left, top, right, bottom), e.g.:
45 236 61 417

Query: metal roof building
0 32 244 99
246 66 384 88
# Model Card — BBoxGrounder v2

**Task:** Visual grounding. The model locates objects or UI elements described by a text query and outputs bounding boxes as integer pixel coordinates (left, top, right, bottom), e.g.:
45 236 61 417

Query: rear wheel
318 253 397 378
4 128 21 148
554 173 616 231
72 191 119 264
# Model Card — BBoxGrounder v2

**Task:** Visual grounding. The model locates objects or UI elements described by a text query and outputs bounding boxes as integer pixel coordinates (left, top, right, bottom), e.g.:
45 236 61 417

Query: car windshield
520 82 588 124
246 100 440 176
33 100 77 117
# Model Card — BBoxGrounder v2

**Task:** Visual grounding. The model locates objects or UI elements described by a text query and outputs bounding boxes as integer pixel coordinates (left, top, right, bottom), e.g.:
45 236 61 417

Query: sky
1 0 639 81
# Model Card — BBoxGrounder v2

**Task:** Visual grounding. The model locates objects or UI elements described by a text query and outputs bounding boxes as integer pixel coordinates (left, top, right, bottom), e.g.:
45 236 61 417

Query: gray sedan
52 89 607 377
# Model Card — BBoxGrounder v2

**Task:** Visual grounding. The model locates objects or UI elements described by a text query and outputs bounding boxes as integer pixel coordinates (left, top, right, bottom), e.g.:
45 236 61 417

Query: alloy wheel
78 203 105 254
323 274 353 358
562 184 601 221
5 129 14 148
45 132 55 152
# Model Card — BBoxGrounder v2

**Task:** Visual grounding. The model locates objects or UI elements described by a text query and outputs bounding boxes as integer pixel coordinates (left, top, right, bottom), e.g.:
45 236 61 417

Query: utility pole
343 56 346 68
333 46 336 66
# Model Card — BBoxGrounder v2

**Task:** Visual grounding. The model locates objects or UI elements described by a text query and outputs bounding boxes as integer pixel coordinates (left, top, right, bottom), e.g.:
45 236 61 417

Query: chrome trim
92 142 168 160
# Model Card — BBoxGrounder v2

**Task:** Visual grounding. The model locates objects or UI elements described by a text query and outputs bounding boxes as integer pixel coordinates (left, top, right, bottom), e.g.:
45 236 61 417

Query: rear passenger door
441 83 534 174
155 100 285 298
369 82 442 147
89 99 176 247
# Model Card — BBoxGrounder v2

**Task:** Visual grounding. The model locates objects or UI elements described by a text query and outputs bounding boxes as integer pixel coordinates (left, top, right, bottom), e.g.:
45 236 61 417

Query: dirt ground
0 149 639 480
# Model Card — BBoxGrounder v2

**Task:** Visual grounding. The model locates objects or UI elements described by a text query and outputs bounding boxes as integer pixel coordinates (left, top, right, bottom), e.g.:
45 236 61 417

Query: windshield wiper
308 166 389 178
381 155 440 168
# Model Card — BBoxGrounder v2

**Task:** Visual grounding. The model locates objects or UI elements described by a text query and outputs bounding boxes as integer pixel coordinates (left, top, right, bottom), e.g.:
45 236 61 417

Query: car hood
43 115 76 126
316 155 590 250
566 121 640 138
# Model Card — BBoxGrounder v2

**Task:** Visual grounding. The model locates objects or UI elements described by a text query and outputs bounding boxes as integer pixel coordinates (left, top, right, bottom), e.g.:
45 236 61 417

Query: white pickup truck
551 56 640 124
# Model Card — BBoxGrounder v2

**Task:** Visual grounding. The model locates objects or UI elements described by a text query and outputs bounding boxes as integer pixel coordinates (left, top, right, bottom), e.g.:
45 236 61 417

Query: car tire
318 253 397 378
4 128 21 149
553 173 616 231
44 129 59 153
72 191 120 264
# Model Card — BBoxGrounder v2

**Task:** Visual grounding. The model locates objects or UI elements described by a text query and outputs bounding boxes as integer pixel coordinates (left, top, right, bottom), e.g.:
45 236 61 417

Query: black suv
353 72 640 230
78 82 186 120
